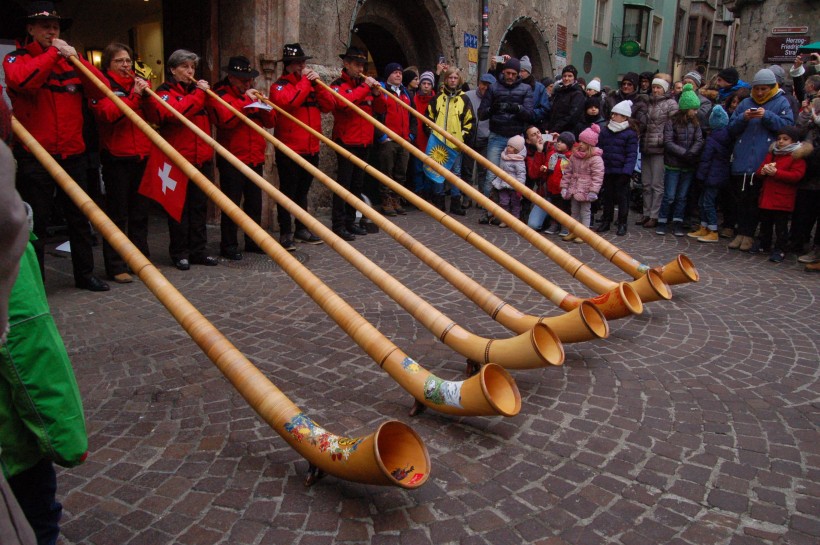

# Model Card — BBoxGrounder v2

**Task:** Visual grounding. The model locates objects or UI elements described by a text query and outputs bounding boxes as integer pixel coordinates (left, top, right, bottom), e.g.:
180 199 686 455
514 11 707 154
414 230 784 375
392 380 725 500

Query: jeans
658 168 694 224
698 185 719 231
483 132 509 197
410 156 430 194
527 203 549 230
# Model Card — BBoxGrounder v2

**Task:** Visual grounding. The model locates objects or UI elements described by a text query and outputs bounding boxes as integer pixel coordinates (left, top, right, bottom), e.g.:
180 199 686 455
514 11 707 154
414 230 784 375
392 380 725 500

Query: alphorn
69 57 521 417
316 80 672 305
10 117 431 489
242 91 611 342
299 85 645 321
142 78 563 371
379 86 699 288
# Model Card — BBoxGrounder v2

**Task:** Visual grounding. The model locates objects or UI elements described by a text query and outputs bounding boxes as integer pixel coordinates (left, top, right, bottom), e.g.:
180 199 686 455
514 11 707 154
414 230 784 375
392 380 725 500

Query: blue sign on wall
464 33 478 49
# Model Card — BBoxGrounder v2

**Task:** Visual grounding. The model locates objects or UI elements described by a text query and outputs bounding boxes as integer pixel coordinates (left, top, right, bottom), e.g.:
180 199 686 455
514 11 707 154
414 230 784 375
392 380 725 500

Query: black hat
717 67 739 86
777 125 802 142
224 56 259 79
278 42 312 64
23 1 72 30
383 62 403 81
339 46 368 63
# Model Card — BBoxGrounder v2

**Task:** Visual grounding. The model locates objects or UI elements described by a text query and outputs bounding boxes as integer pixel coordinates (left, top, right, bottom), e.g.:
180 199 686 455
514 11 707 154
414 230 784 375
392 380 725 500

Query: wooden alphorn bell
68 56 522 417
10 116 430 489
317 80 674 305
378 84 699 288
242 90 612 342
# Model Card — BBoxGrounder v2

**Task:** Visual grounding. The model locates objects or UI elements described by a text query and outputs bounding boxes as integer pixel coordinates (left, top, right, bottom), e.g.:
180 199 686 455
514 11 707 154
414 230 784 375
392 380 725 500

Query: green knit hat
678 83 700 111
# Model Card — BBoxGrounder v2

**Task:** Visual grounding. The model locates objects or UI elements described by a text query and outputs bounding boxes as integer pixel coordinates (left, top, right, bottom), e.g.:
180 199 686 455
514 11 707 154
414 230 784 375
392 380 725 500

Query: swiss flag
138 146 188 221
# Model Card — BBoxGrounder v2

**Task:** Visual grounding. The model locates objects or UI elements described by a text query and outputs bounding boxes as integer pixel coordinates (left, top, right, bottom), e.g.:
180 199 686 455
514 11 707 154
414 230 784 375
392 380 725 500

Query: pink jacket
560 146 604 202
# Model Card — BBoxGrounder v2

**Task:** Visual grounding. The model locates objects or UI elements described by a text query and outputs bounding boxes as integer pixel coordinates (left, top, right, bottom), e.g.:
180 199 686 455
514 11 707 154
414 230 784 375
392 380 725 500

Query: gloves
561 189 569 200
491 102 521 114
587 192 598 202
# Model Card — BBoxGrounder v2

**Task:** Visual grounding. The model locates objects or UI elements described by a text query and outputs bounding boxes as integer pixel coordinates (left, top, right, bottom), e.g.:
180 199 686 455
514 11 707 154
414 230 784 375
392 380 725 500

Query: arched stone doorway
347 0 456 77
498 17 552 79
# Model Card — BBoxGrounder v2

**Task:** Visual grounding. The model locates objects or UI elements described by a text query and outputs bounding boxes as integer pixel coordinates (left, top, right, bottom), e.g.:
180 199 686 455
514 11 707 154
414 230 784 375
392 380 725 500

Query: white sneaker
798 248 819 263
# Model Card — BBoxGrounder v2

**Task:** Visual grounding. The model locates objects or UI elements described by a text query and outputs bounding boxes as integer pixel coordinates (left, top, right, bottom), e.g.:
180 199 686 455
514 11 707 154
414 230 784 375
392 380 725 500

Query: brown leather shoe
642 218 657 229
112 272 133 284
635 216 648 225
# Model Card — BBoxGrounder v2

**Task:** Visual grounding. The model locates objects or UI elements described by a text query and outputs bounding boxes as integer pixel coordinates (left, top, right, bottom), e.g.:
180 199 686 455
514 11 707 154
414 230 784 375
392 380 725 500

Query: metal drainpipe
478 0 490 77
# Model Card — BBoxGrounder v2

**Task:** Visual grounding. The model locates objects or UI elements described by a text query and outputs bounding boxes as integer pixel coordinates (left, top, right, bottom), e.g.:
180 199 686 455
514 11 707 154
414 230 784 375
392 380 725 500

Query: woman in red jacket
90 43 152 283
752 126 809 262
144 49 217 270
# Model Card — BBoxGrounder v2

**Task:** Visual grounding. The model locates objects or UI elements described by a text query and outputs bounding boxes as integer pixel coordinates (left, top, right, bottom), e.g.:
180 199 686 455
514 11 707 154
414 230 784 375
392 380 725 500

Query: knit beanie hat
520 55 533 73
717 67 739 85
767 65 786 86
611 100 633 117
562 65 578 77
751 68 777 87
419 71 435 86
557 131 576 147
383 62 403 81
504 57 521 72
678 83 700 110
402 68 418 87
507 134 525 154
586 79 601 92
621 72 640 90
684 71 702 87
479 73 497 84
579 123 600 146
585 96 601 110
777 125 802 142
709 105 729 130
652 78 670 93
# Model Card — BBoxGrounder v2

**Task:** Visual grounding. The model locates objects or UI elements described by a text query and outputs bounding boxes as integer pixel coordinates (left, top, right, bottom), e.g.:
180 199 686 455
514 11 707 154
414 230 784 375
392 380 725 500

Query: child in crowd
688 105 732 242
583 96 606 129
490 134 526 227
596 100 639 236
751 126 808 262
527 131 575 234
560 124 604 243
656 84 704 236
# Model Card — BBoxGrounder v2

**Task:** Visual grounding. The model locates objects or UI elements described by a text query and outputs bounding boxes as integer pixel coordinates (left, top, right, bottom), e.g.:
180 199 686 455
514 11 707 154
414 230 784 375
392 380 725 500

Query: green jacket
0 242 87 478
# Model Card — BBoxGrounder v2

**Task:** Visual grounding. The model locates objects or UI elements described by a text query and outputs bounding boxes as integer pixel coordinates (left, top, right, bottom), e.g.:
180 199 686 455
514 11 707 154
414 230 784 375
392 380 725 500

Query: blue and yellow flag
423 133 458 184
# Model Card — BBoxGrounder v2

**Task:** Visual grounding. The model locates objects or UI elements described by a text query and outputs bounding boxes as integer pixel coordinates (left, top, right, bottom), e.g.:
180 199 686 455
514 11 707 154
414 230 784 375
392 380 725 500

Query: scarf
573 147 588 159
773 142 800 155
548 151 567 171
607 119 629 133
107 70 135 92
501 150 525 162
752 84 781 105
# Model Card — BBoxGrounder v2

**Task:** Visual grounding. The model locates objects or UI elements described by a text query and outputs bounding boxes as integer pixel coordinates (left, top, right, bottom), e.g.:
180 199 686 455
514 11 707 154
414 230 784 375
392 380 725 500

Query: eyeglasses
113 58 133 65
621 81 635 87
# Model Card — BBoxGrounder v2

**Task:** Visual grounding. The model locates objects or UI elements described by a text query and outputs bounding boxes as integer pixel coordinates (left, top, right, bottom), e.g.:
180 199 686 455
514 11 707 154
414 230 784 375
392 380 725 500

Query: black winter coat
478 78 534 137
548 82 586 136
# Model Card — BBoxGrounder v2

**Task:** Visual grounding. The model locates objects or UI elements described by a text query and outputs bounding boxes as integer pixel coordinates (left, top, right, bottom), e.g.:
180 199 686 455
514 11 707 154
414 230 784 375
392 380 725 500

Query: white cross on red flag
138 146 188 221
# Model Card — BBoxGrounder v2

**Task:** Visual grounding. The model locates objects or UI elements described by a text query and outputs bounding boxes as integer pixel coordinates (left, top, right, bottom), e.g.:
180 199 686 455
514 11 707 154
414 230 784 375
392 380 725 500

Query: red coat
330 70 387 146
268 71 334 155
377 83 412 142
90 70 152 159
4 41 107 157
755 144 809 212
209 79 276 165
413 91 435 151
144 78 213 166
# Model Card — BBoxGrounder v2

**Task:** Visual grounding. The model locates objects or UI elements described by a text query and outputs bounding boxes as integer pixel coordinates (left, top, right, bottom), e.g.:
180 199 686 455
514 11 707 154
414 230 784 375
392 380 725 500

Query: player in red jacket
210 56 276 260
4 3 109 291
269 43 335 250
329 46 387 240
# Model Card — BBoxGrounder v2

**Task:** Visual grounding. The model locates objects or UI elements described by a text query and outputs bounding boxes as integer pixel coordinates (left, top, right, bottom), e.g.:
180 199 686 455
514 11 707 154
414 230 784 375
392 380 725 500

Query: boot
616 223 627 236
596 221 611 233
697 230 719 243
728 235 744 249
392 196 407 215
432 193 446 211
739 235 755 252
449 196 466 216
688 226 709 239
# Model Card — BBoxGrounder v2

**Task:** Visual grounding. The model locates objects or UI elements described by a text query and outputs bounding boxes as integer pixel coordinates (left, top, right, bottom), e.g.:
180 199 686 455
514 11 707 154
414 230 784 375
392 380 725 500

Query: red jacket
90 70 152 159
376 83 413 143
209 79 276 165
330 70 387 146
269 71 334 155
4 41 107 157
755 144 809 212
412 91 435 151
144 78 213 166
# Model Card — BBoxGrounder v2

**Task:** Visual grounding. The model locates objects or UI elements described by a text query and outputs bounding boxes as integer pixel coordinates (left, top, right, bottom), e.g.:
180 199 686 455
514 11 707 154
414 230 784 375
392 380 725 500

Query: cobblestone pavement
41 204 818 545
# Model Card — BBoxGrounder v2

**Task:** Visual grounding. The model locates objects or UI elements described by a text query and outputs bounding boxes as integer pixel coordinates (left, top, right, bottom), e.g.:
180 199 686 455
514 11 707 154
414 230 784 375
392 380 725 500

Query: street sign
764 36 810 63
464 33 478 49
619 40 641 57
